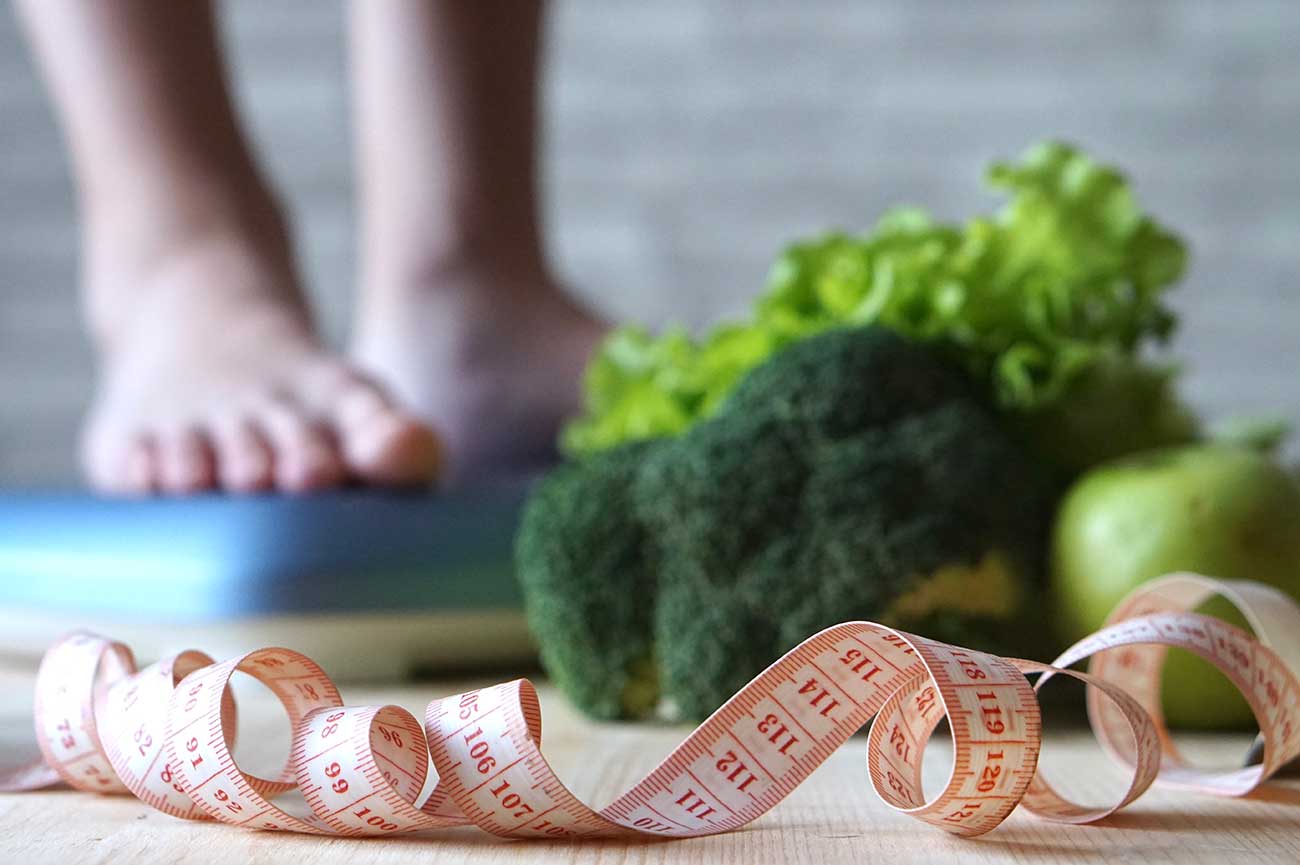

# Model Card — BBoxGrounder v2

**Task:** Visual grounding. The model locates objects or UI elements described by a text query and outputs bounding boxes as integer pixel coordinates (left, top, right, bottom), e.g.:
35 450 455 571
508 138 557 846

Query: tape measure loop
877 638 1042 837
1015 660 1161 823
163 647 343 834
32 631 135 795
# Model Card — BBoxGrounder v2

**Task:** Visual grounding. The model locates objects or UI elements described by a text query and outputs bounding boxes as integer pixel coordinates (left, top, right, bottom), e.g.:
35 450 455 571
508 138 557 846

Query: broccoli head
516 326 1051 720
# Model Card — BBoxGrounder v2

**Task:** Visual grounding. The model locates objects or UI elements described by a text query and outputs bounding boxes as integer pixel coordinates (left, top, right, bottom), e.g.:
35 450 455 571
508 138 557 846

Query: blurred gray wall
1 0 1297 486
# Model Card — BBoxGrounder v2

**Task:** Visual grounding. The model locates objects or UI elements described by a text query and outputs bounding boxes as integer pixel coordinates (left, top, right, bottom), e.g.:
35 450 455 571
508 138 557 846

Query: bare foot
83 229 441 495
352 259 604 484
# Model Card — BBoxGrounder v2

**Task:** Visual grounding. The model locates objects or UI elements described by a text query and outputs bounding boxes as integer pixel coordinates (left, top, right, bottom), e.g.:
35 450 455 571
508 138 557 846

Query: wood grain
1 664 1298 864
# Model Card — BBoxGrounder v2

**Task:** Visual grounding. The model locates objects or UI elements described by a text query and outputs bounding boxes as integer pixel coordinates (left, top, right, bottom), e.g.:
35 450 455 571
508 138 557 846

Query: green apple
1052 445 1300 728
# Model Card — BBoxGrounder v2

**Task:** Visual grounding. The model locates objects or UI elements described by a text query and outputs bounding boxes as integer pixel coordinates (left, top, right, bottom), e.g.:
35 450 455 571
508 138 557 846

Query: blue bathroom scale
0 486 534 679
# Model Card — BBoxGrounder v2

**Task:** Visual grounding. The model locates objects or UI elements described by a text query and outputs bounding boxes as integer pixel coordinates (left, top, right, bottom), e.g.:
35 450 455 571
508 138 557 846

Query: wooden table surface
2 665 1298 865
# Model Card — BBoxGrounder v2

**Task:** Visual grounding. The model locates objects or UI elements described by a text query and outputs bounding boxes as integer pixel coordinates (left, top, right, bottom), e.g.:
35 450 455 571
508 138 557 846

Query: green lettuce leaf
562 141 1189 457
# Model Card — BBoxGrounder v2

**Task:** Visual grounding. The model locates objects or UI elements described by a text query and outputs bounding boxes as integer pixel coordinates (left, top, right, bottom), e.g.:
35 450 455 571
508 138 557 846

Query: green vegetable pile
516 141 1218 722
562 141 1195 474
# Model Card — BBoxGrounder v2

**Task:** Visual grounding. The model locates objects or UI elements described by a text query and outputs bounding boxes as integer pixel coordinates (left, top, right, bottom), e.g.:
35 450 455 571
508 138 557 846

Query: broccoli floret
516 326 1051 720
514 441 660 719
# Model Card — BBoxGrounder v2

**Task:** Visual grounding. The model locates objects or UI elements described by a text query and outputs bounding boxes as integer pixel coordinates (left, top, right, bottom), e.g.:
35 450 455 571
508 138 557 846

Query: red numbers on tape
2 572 1300 840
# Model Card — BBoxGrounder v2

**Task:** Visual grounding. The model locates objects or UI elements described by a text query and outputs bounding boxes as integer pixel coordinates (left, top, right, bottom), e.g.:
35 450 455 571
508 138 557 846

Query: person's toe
157 426 217 494
84 428 158 496
121 436 158 496
212 417 274 493
333 381 441 486
258 401 347 493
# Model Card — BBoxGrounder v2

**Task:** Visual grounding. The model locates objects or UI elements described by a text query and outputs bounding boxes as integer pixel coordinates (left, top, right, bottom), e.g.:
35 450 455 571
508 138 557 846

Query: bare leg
17 0 439 494
350 0 603 483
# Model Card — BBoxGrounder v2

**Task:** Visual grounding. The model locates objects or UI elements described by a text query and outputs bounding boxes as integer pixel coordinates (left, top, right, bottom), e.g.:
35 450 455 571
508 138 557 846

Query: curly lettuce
561 141 1191 462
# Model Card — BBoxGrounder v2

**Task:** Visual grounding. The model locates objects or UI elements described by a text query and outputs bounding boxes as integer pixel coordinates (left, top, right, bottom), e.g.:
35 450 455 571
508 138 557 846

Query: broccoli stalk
516 326 1052 720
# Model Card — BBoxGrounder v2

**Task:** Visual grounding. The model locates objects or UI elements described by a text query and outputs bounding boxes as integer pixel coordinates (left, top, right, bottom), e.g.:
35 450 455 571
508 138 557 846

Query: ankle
85 174 288 264
82 192 302 352
362 210 550 296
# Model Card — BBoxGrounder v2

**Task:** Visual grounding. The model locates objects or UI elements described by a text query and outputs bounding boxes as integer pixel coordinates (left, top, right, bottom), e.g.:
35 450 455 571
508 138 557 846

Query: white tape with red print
2 573 1298 839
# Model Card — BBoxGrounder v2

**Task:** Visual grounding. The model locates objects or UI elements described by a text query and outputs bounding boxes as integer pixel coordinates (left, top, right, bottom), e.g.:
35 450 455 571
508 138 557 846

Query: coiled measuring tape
3 572 1298 839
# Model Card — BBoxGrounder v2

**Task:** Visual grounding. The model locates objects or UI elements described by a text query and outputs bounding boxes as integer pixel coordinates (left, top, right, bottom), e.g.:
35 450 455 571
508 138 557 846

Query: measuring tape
2 572 1298 839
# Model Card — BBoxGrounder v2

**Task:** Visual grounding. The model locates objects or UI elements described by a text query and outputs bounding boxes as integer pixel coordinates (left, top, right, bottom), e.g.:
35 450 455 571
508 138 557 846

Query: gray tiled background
1 1 1297 486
